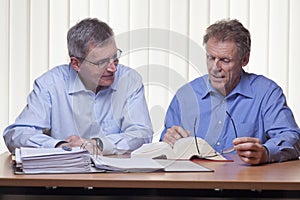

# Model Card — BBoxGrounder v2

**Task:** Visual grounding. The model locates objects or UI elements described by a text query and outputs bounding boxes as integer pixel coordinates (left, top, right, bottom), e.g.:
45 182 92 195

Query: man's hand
55 135 88 148
233 137 269 165
65 135 87 147
56 135 102 155
162 126 190 146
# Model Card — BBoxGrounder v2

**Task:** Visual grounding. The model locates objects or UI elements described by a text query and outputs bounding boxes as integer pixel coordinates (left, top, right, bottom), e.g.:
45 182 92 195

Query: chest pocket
101 118 121 134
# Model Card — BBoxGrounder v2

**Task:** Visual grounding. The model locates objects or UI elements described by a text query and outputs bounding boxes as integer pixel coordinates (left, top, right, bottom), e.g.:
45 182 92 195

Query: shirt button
218 120 222 124
216 142 220 146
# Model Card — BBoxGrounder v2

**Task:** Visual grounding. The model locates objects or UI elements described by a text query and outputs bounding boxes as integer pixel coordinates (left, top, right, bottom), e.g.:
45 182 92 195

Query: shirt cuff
54 141 68 148
100 137 115 155
263 144 279 163
42 139 67 148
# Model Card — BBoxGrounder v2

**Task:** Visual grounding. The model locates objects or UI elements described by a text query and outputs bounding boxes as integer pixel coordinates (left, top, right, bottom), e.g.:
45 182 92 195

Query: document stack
15 147 91 174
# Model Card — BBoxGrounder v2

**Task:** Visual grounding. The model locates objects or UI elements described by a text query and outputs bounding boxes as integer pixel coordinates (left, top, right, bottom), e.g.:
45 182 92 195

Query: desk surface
0 151 300 191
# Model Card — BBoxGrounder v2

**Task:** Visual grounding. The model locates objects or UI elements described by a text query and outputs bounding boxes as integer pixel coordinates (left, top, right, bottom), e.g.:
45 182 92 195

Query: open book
131 137 229 161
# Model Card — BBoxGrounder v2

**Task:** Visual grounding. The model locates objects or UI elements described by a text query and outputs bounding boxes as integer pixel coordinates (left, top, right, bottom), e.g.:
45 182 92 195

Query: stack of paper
15 147 91 174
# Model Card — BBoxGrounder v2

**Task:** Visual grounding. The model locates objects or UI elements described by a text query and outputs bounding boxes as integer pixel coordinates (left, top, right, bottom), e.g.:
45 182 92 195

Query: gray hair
203 19 251 59
67 18 114 58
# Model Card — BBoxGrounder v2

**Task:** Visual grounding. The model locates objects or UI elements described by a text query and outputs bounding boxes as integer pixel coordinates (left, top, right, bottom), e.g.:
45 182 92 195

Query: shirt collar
200 70 254 99
227 70 253 99
68 65 117 94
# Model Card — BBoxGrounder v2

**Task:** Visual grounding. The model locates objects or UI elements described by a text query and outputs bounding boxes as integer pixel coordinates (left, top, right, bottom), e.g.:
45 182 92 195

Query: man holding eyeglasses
3 18 153 155
161 19 300 165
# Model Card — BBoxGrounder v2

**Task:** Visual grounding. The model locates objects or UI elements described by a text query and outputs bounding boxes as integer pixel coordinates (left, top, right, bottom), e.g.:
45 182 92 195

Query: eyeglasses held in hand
80 139 103 158
193 111 238 158
77 49 122 69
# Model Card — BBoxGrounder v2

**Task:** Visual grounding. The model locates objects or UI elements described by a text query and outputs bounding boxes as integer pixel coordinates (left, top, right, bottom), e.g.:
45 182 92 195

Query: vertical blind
0 0 299 152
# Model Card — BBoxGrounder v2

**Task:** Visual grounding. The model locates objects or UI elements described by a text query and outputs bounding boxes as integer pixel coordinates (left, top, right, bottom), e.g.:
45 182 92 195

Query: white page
20 147 88 158
92 156 164 172
92 156 213 172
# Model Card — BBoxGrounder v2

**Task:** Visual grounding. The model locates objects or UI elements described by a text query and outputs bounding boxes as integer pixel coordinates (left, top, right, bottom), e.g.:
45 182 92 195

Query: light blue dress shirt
4 64 153 155
161 70 300 162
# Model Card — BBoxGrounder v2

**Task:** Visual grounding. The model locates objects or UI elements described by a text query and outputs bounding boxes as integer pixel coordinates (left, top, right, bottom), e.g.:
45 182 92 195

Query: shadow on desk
0 187 300 200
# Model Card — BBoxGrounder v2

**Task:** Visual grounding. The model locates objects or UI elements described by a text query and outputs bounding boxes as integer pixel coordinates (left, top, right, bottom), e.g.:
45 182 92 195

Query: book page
173 137 227 160
131 142 177 159
131 137 227 161
172 137 199 159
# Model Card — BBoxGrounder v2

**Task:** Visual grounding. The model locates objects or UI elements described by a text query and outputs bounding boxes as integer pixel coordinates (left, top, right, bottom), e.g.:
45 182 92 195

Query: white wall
1 0 299 153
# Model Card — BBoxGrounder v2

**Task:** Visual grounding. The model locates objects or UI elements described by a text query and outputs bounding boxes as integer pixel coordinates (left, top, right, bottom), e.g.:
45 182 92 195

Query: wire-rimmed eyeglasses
80 139 102 158
77 48 122 69
194 111 238 158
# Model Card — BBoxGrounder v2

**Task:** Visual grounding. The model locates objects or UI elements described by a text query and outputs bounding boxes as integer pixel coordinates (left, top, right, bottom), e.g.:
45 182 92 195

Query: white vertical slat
109 0 130 65
229 0 250 71
69 0 90 27
188 0 210 81
49 0 69 68
165 0 190 139
268 0 289 94
9 0 30 122
210 0 230 23
30 0 49 89
0 0 10 152
129 0 154 139
108 0 130 34
289 0 300 124
128 0 149 94
169 0 189 86
90 0 110 23
128 0 149 70
149 0 170 141
248 0 269 76
230 0 249 24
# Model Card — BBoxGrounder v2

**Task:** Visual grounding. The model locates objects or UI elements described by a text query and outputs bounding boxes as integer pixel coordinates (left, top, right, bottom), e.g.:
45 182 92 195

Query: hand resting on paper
233 137 269 165
55 135 103 156
55 135 86 148
162 126 190 147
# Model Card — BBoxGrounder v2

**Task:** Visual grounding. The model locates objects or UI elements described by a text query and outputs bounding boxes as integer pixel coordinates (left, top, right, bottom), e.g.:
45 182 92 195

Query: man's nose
213 58 222 71
106 59 117 72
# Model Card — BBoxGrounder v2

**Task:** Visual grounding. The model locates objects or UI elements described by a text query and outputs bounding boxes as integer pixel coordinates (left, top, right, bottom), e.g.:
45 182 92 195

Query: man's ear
242 53 250 67
70 57 81 72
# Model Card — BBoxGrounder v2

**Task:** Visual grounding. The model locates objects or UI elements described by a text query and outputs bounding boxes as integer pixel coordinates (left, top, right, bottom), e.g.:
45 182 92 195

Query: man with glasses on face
3 18 153 155
161 19 300 165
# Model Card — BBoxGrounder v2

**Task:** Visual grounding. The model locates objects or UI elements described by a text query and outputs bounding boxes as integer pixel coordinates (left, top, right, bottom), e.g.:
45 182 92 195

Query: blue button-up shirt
161 70 300 162
4 64 153 155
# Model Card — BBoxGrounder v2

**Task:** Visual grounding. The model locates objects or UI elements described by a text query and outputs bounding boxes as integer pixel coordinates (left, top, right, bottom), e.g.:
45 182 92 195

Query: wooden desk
0 151 299 198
